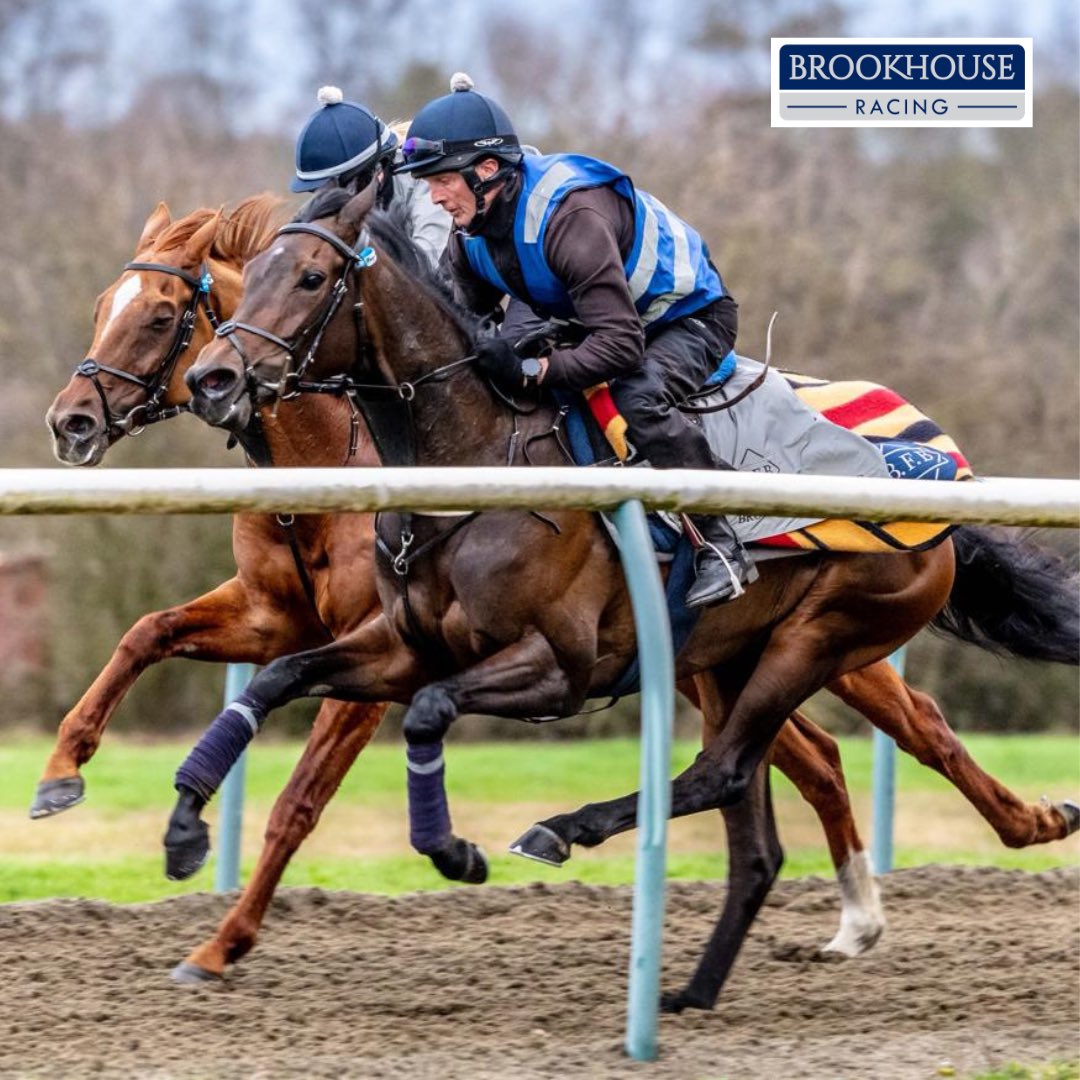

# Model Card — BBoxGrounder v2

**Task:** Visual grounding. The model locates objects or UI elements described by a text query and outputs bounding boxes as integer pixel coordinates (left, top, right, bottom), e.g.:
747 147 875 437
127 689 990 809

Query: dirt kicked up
0 865 1075 1080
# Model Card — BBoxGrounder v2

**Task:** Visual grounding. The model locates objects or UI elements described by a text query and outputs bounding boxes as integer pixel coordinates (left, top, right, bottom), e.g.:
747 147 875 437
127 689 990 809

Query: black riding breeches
609 303 737 470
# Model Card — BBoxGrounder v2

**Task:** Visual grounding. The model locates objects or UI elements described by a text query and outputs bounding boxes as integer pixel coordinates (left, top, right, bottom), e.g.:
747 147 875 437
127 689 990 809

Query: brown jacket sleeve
541 187 645 390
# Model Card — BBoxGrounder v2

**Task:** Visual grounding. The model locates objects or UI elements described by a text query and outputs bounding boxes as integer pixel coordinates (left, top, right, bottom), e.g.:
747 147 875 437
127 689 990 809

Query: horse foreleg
663 763 783 1013
165 616 421 876
32 576 304 818
830 663 1080 846
173 698 386 982
400 634 582 881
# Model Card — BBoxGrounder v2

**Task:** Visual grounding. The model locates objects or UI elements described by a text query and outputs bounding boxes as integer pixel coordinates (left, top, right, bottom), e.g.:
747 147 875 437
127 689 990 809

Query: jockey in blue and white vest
397 74 757 607
458 153 725 331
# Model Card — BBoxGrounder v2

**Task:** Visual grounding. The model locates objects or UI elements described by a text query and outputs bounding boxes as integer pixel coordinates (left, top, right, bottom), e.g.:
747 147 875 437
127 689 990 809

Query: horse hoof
660 988 713 1014
460 843 489 885
823 915 885 958
509 824 569 867
164 821 210 881
29 776 85 819
659 991 686 1014
428 837 488 884
171 961 223 985
1058 800 1080 835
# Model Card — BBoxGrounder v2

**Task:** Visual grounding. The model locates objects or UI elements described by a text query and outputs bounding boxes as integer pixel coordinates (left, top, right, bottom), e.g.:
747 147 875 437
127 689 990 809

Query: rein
76 261 220 436
678 311 778 415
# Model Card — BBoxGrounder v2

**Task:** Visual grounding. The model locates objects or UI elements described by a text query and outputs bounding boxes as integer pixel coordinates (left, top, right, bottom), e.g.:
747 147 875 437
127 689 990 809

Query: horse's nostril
59 413 97 439
194 368 238 398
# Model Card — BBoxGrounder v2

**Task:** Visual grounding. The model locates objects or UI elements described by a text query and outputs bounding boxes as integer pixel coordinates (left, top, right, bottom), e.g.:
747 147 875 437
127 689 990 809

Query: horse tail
931 526 1079 665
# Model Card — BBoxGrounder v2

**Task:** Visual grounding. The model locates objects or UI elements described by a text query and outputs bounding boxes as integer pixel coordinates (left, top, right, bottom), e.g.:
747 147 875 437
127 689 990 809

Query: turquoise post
871 647 907 875
214 662 254 892
613 501 676 1062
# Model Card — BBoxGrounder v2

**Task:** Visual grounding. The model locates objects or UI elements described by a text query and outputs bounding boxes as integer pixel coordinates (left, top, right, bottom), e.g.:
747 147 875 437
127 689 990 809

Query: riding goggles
400 134 522 163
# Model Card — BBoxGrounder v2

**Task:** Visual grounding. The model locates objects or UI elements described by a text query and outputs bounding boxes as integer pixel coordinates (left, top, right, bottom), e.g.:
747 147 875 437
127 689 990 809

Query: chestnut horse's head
46 195 288 466
185 183 380 432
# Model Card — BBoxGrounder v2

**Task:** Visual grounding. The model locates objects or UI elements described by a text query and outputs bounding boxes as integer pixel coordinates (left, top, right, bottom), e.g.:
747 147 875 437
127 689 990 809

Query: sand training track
0 865 1076 1079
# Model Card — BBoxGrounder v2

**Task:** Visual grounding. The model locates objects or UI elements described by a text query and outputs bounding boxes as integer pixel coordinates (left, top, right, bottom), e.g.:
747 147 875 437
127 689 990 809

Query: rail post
871 647 907 874
613 501 676 1062
214 662 254 892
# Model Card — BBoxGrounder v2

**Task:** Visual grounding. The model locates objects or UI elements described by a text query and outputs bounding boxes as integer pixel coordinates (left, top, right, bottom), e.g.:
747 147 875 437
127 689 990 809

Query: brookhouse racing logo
771 38 1032 128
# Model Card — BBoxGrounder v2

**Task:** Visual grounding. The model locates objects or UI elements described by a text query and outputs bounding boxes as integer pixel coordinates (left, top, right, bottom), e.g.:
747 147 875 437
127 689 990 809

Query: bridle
213 221 378 403
210 219 482 465
75 261 221 436
215 220 483 401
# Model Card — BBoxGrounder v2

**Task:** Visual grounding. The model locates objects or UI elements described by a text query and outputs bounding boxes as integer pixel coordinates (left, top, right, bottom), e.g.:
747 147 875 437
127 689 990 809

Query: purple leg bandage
406 740 452 854
174 689 267 801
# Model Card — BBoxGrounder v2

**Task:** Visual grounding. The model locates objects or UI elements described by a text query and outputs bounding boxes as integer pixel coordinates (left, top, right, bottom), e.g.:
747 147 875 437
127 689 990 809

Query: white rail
0 468 1076 526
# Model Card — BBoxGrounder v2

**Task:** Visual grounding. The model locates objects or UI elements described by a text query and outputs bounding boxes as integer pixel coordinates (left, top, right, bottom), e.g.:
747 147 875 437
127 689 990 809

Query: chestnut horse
40 195 886 976
179 183 1077 1010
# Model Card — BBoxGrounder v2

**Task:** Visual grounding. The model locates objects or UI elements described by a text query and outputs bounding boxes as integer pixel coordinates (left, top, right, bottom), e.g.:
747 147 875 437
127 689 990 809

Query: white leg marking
99 273 142 344
824 849 886 957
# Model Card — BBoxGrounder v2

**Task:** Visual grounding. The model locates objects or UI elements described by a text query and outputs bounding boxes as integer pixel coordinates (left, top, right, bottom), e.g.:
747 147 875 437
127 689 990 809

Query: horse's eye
299 271 326 291
151 316 174 332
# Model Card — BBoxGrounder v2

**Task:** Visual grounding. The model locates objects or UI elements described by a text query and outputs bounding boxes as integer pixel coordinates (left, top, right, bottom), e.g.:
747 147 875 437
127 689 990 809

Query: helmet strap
375 155 395 210
462 161 517 231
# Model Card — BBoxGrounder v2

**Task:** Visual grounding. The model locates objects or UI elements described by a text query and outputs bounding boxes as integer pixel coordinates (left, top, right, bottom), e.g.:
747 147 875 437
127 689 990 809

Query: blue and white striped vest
460 154 724 329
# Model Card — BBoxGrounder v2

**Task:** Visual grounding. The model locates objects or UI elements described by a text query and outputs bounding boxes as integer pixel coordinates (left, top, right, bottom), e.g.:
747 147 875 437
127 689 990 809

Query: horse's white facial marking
100 273 142 344
270 245 286 258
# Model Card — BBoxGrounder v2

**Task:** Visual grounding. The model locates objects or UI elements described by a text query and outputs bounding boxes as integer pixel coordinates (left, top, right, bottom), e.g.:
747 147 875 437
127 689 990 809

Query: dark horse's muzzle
185 351 252 431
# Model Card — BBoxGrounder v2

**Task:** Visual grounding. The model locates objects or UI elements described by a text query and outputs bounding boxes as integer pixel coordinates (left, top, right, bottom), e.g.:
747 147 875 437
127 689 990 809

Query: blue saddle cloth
602 535 698 698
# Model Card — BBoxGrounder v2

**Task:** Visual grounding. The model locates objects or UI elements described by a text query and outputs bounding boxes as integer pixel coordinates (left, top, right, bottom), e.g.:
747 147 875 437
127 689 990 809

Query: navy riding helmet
396 73 523 178
291 86 398 193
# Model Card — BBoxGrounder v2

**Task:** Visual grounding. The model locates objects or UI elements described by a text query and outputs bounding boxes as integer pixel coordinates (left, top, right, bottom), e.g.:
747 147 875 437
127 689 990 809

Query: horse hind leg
665 762 783 1013
687 674 884 958
771 712 884 957
831 663 1079 847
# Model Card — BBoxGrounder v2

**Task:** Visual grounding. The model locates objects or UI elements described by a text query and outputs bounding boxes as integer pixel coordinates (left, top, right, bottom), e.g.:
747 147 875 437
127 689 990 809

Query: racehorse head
185 183 382 432
186 181 478 451
46 195 288 466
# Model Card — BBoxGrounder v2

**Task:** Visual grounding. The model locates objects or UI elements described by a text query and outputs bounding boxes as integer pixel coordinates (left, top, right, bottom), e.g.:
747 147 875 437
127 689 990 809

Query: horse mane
152 208 218 255
149 193 294 267
295 185 478 346
215 193 294 263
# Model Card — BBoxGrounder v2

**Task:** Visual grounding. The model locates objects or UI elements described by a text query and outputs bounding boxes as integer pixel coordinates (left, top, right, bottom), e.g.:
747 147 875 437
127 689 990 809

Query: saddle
548 352 971 555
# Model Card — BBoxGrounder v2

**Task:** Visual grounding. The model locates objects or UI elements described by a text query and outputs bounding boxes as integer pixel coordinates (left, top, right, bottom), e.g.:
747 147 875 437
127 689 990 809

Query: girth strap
276 515 335 643
375 511 480 646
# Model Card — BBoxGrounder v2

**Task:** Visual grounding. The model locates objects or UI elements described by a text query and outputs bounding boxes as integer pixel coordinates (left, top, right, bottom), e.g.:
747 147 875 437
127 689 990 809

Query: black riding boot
684 513 759 608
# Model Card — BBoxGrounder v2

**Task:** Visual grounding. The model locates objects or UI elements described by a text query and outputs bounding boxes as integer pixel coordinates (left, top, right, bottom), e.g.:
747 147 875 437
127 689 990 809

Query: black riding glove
474 335 525 391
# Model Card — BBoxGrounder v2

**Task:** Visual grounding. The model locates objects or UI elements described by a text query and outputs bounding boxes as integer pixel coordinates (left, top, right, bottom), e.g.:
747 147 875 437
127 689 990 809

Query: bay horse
40 195 893 976
181 183 1078 1010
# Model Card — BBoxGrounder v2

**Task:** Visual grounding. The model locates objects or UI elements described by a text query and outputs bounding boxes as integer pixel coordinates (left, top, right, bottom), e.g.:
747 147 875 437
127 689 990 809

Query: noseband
76 261 220 436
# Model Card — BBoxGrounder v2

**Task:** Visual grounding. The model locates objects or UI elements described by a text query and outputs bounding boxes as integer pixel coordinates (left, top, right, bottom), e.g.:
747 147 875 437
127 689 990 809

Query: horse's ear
137 202 172 250
187 208 223 264
339 178 378 236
